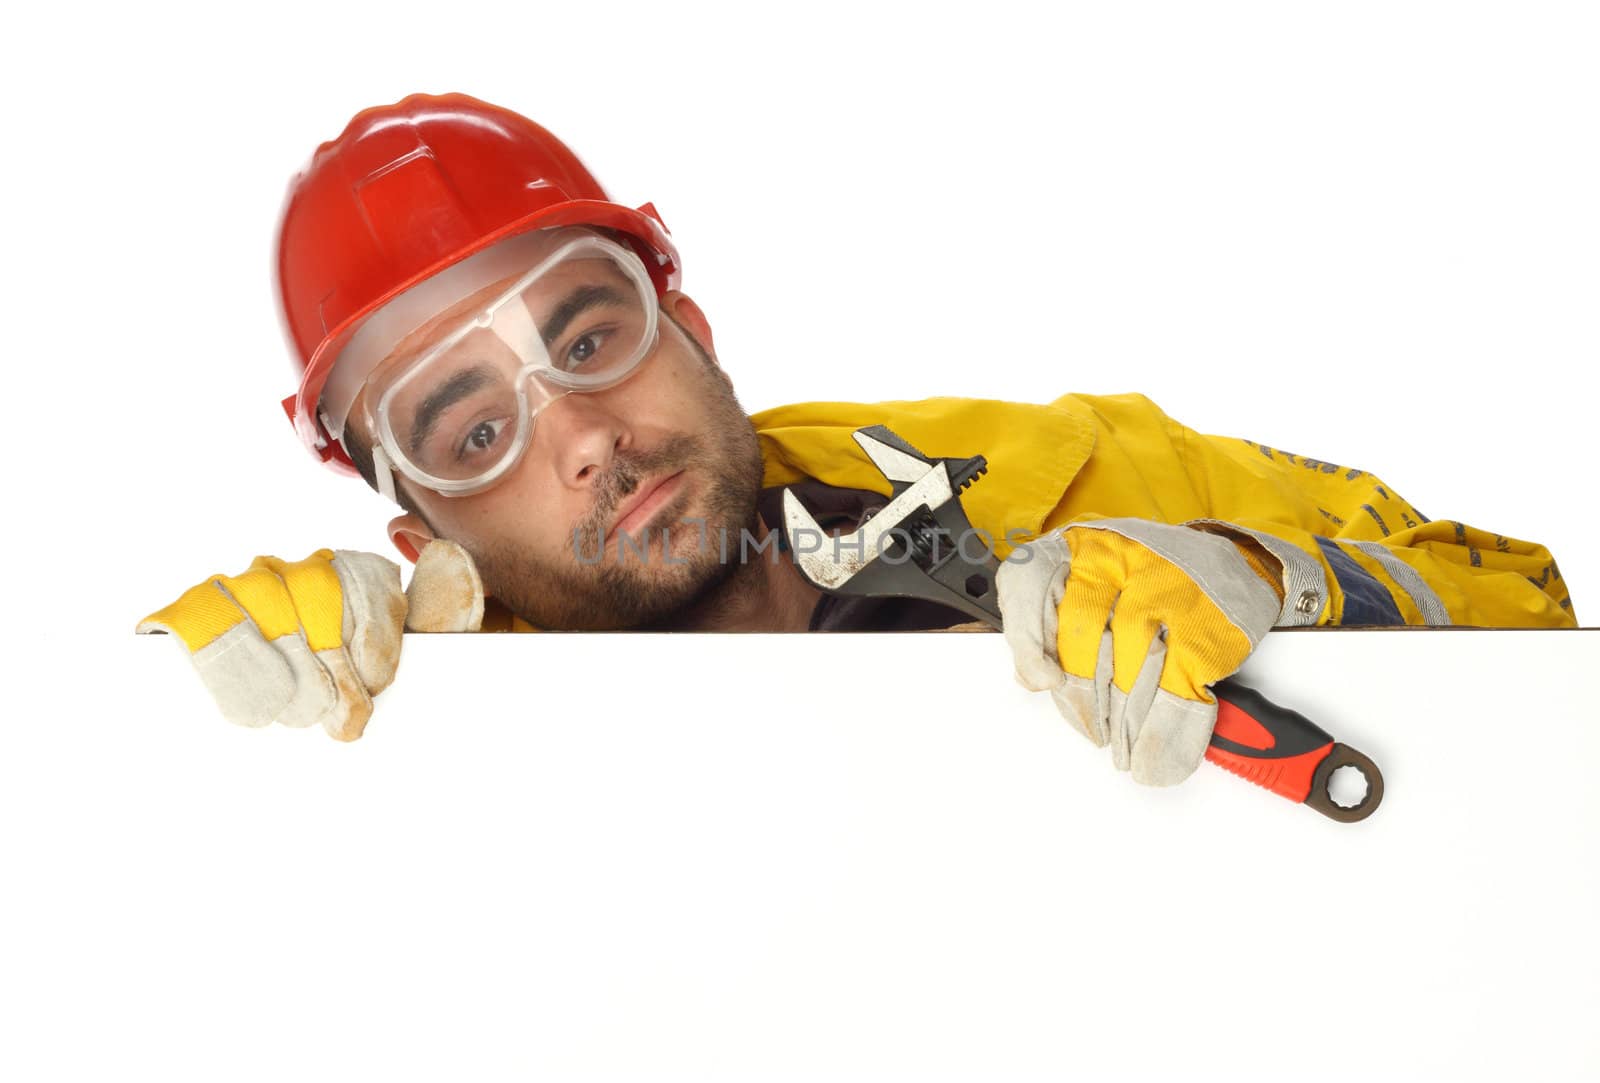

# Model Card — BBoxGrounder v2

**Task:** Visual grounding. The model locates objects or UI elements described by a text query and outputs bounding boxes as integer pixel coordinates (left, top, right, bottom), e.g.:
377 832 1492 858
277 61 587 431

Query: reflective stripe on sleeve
1349 540 1452 626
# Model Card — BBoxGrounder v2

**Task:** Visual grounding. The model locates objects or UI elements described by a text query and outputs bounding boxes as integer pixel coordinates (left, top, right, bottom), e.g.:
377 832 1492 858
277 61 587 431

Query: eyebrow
401 280 632 453
540 283 630 348
409 365 496 454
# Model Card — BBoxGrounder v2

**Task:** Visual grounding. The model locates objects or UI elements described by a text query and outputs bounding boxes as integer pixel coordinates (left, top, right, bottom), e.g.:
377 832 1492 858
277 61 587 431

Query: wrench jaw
854 425 992 500
780 425 1005 627
781 488 866 590
852 425 934 486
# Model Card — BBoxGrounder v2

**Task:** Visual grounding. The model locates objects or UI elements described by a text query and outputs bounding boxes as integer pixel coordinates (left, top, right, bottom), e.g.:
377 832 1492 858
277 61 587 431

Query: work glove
995 519 1286 785
137 540 484 741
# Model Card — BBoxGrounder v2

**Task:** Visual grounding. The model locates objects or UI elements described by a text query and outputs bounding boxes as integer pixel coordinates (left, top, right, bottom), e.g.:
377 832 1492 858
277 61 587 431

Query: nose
534 389 631 489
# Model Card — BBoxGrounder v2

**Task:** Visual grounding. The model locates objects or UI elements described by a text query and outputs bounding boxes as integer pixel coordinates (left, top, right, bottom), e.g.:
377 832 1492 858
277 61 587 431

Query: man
139 93 1577 786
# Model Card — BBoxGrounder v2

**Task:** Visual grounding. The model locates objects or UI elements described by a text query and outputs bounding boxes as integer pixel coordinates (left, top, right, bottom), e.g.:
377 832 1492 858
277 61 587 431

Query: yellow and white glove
137 540 484 741
995 519 1288 785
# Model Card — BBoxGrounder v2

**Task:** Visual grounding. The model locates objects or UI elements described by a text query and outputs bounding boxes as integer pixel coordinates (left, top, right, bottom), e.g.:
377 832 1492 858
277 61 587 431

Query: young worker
139 94 1576 787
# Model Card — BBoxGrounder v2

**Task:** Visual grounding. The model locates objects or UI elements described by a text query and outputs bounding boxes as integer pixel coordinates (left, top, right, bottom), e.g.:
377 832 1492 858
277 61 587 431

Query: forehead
383 272 526 370
382 231 631 370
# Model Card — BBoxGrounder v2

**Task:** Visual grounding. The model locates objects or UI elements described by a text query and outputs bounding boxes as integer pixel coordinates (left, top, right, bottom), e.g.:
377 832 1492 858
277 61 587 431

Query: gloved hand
137 540 484 741
995 519 1286 785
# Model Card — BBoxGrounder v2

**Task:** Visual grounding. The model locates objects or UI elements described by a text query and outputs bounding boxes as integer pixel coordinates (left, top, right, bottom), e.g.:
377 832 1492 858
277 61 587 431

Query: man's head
275 94 767 630
342 254 766 631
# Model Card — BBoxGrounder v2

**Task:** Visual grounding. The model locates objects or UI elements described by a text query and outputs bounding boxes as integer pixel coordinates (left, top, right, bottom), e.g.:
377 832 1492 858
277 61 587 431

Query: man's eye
564 329 611 369
459 418 507 458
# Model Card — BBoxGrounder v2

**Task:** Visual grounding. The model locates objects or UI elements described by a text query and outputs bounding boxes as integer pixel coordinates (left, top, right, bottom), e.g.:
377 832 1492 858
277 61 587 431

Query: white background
3 1 1598 1079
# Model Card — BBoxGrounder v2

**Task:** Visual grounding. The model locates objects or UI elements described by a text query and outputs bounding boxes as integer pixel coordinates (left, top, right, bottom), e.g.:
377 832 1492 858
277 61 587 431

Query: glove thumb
404 539 485 633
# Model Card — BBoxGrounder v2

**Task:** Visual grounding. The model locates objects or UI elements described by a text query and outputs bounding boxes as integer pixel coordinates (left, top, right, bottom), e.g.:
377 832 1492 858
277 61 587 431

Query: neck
659 516 823 632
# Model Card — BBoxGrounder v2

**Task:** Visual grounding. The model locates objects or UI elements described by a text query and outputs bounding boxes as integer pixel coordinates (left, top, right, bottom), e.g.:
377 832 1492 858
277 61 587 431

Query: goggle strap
373 443 399 505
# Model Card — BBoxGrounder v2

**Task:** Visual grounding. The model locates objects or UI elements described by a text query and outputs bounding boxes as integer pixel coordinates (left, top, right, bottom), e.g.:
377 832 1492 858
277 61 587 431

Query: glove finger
219 561 367 739
995 530 1071 691
405 539 486 633
1107 625 1168 773
250 553 344 652
330 550 406 695
1056 530 1123 683
260 632 340 729
1129 686 1218 787
139 581 293 729
310 646 375 742
1049 626 1114 748
241 624 371 740
138 576 250 651
1076 522 1270 702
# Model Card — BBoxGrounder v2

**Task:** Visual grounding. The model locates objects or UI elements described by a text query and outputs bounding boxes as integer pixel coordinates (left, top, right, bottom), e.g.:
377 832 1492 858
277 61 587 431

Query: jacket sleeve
1050 393 1577 629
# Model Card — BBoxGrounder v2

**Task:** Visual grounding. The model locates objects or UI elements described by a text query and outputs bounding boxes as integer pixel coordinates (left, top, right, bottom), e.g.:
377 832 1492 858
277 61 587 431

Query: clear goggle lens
364 233 659 495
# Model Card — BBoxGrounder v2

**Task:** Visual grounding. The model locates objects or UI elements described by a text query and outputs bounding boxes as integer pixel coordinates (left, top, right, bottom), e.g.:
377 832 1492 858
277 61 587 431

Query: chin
601 527 749 631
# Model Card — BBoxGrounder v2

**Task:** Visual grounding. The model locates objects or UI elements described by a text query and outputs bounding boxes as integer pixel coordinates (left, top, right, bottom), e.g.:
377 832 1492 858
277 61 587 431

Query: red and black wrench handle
1208 678 1383 822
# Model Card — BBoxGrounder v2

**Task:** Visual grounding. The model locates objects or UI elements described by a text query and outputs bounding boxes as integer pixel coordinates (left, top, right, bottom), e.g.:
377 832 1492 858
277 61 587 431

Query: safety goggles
319 229 660 501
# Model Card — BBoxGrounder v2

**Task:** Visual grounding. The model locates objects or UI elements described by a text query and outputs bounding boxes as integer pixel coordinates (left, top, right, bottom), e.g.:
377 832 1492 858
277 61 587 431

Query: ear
387 513 436 565
662 290 717 360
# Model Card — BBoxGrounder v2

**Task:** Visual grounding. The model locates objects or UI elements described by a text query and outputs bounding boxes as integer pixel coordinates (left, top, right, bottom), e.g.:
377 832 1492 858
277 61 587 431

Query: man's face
347 284 766 631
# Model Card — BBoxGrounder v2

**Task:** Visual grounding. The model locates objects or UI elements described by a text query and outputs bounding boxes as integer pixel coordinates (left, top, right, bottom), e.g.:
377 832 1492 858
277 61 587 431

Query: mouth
605 470 687 544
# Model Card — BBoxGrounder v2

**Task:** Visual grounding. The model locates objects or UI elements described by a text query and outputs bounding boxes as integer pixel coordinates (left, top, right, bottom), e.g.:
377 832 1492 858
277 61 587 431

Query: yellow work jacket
750 391 1576 629
487 392 1576 630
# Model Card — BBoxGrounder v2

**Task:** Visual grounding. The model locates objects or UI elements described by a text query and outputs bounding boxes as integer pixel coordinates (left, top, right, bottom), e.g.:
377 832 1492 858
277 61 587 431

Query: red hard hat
275 92 682 473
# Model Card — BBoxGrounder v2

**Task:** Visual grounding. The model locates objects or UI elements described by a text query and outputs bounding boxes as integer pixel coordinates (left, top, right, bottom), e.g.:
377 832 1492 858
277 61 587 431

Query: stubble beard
470 360 767 631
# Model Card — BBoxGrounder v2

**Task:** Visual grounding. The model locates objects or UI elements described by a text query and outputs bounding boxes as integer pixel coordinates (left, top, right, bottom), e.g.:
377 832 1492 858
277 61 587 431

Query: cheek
624 347 723 423
432 484 562 557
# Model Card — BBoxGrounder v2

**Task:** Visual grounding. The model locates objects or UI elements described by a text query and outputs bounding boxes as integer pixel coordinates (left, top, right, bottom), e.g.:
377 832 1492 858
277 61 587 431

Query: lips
605 470 686 543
